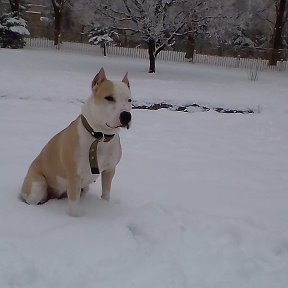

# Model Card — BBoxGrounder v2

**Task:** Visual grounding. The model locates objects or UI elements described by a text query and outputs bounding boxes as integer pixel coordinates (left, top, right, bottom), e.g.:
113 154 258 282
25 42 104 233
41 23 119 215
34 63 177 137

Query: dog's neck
80 114 115 139
81 100 119 135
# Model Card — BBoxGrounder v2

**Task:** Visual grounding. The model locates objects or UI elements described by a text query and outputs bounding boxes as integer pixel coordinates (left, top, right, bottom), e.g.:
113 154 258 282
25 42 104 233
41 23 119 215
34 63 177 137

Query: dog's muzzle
120 111 131 128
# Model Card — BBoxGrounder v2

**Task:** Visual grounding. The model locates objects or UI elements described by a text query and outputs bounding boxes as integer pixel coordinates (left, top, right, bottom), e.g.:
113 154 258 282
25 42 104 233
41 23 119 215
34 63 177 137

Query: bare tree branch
83 0 228 72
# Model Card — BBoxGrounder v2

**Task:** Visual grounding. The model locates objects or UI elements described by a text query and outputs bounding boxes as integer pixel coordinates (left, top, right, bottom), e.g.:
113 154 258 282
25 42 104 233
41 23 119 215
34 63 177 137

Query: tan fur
21 117 81 203
93 80 114 102
20 68 132 216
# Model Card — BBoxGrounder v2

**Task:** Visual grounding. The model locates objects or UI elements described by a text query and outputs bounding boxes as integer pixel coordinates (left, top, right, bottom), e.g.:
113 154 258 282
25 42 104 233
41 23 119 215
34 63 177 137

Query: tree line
1 0 288 72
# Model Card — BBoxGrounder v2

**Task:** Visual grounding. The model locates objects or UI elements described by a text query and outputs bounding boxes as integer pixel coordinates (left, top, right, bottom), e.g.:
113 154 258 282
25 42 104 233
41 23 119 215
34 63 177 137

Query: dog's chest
76 124 121 187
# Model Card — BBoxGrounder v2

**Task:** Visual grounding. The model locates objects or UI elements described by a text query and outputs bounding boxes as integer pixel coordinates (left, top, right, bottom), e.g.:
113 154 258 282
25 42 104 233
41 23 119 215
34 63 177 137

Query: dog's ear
92 68 107 89
122 72 130 89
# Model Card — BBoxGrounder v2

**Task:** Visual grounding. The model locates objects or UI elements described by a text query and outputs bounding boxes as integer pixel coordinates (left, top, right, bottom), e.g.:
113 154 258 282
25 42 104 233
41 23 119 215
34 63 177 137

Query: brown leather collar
81 115 115 174
80 114 115 142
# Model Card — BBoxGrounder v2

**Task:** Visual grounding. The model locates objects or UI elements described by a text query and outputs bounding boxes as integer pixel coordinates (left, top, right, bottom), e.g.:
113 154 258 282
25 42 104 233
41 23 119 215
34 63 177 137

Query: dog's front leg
101 168 115 201
67 175 81 217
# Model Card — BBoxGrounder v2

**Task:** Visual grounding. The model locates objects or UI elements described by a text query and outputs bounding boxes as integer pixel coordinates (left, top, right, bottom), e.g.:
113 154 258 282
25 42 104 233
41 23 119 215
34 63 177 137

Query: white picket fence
193 54 287 71
25 38 102 54
107 46 288 71
24 38 288 71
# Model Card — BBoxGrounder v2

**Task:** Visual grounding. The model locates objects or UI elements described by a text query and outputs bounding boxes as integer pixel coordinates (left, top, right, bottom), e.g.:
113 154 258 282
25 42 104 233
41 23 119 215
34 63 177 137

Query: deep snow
0 48 288 288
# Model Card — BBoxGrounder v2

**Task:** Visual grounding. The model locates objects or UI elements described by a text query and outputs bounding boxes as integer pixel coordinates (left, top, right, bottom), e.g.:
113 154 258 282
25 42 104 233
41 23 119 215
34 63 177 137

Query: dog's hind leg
20 168 48 205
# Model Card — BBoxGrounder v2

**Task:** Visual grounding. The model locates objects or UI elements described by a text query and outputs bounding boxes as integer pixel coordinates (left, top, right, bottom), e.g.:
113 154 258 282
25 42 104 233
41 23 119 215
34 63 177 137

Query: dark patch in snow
273 240 288 256
1 96 255 114
18 96 31 100
213 107 254 114
132 103 255 114
127 223 141 238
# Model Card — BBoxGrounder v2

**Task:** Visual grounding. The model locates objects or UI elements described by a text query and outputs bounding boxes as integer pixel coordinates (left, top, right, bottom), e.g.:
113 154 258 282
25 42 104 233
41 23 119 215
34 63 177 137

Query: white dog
20 68 132 216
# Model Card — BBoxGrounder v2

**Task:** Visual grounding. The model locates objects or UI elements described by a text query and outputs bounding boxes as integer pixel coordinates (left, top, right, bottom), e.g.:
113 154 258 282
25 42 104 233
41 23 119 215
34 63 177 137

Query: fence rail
24 38 102 55
24 38 288 72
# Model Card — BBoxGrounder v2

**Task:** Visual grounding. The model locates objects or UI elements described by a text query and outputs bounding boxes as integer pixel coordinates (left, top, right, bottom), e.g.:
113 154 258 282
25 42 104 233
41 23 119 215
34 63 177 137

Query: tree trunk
185 34 195 61
54 10 61 46
148 38 156 73
269 0 287 65
9 0 19 15
103 43 107 56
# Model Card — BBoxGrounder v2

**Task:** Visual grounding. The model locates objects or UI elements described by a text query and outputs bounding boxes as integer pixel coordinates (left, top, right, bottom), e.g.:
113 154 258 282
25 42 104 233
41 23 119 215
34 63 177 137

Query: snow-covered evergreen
88 25 119 46
0 11 30 48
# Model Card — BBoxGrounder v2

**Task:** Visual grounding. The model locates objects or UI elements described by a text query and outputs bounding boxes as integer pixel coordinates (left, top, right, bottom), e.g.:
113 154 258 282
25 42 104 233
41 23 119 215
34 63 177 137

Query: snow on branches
74 0 235 72
97 0 226 72
0 12 30 48
88 26 119 46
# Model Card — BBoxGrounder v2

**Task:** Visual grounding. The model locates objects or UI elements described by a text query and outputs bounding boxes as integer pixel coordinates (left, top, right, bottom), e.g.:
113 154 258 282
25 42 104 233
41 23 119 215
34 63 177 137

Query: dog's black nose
120 111 131 126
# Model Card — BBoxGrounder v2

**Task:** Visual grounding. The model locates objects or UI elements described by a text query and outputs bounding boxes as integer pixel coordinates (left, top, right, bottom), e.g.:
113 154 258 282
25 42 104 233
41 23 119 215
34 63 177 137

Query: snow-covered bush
88 25 119 46
88 25 119 55
0 12 30 49
232 28 256 48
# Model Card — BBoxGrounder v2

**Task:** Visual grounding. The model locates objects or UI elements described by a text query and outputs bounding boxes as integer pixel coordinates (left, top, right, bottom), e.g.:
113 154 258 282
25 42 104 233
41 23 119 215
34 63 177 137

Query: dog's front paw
101 194 110 201
68 200 82 217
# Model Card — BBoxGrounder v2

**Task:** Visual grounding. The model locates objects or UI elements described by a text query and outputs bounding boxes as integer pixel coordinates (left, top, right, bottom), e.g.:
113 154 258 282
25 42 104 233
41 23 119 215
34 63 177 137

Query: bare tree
235 0 288 64
51 0 70 46
179 1 228 58
269 0 288 65
102 0 185 72
78 0 224 73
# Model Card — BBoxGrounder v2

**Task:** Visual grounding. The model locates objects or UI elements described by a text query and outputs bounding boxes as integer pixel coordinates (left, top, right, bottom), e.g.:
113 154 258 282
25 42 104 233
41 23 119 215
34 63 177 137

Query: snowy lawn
0 48 288 288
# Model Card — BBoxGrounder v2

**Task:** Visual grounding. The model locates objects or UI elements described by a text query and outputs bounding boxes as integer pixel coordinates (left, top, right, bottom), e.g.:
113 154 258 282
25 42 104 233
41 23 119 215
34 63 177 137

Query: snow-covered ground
0 48 288 288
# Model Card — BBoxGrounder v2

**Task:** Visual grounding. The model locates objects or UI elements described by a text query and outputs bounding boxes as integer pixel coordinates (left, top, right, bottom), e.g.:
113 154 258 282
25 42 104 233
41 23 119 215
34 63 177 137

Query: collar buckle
81 115 115 143
91 131 104 140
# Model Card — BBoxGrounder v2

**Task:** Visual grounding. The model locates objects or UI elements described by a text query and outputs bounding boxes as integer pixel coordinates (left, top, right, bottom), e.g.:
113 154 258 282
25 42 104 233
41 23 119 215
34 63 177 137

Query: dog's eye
105 96 115 102
128 99 132 103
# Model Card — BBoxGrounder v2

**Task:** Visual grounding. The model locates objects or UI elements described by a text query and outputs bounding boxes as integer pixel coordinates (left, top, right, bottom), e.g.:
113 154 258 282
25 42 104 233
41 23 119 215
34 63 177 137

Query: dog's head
85 68 132 133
